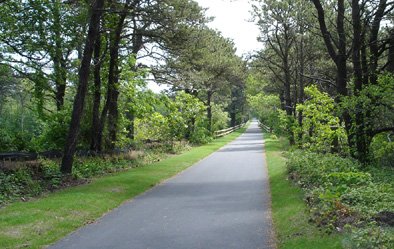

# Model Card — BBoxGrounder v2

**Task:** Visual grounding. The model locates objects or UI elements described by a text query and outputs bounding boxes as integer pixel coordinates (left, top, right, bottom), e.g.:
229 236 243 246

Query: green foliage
72 157 131 179
134 91 208 144
286 150 394 247
189 123 212 144
370 134 394 167
31 107 72 151
341 74 394 160
248 92 285 134
135 112 169 142
0 156 136 205
40 159 62 189
295 86 348 153
341 183 393 217
277 109 296 138
345 224 394 249
287 150 360 189
0 167 42 205
211 103 229 131
264 134 344 248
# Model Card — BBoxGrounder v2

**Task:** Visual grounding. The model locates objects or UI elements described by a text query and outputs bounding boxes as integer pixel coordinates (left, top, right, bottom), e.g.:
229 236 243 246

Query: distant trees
154 27 248 131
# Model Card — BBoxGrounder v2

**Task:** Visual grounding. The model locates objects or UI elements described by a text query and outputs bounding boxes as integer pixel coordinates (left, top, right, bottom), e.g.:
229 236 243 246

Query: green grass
264 134 344 249
0 128 246 249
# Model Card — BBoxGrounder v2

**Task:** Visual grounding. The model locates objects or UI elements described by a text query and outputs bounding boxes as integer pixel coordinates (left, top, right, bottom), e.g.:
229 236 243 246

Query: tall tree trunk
52 0 67 111
352 0 368 161
91 30 103 152
105 5 128 150
388 29 394 73
311 0 352 147
183 89 198 140
61 0 105 174
297 34 305 143
207 90 213 132
369 0 387 85
284 53 294 145
283 46 293 117
126 31 143 141
230 112 236 127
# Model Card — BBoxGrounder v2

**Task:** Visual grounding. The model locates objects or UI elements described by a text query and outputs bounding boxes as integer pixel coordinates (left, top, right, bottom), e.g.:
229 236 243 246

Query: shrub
295 86 348 153
345 224 394 249
287 150 360 189
0 167 42 204
341 183 394 217
286 150 394 240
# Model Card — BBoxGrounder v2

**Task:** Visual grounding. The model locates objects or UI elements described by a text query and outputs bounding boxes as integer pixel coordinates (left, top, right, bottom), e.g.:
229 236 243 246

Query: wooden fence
259 123 272 133
214 123 247 138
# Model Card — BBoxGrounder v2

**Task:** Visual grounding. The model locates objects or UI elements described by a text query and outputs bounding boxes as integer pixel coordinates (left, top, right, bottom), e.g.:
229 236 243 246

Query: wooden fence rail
214 123 247 138
259 123 271 133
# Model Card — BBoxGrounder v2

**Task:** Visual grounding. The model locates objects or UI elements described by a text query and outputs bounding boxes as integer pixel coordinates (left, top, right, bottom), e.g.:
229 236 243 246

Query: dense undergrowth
0 141 192 206
286 150 394 248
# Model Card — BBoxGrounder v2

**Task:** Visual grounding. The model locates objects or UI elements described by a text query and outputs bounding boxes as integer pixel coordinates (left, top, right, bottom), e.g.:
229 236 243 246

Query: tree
61 0 105 174
0 1 87 111
89 0 207 151
311 0 394 161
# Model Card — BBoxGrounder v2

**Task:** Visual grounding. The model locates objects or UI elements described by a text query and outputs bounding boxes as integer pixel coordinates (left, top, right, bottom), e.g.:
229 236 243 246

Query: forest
0 0 393 248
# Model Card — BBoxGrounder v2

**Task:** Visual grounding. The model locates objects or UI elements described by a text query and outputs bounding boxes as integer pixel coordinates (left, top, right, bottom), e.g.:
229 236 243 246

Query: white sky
147 0 262 92
197 0 262 56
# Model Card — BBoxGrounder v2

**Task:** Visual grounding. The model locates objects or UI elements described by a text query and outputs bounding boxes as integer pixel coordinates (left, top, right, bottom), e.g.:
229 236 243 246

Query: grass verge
0 127 246 249
264 134 344 249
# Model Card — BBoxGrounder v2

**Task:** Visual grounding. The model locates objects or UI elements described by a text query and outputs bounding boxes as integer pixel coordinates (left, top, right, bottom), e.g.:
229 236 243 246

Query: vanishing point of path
50 121 275 249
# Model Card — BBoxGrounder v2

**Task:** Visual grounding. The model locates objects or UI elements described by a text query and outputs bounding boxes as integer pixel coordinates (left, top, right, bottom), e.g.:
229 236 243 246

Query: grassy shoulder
264 134 344 249
0 127 246 249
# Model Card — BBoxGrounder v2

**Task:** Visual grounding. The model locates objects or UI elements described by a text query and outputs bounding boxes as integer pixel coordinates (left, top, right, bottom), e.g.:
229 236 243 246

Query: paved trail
50 121 275 249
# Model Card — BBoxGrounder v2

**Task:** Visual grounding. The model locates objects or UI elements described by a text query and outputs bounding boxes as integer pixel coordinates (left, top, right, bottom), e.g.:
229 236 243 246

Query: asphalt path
50 121 275 249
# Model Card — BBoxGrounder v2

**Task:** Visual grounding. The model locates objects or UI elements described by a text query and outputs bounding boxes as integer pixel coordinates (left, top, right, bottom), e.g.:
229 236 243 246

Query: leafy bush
30 108 71 151
189 120 212 144
345 224 394 249
341 183 394 217
0 152 141 205
295 86 348 153
286 150 394 240
40 159 63 189
0 167 42 204
211 104 229 131
370 133 394 168
287 150 360 189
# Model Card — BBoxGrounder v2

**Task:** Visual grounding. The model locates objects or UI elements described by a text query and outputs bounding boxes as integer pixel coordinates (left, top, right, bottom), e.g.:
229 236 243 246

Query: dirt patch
375 211 394 226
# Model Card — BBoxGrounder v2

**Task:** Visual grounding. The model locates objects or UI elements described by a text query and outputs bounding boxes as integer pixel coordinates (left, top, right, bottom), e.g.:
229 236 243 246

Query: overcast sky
196 0 262 56
148 0 261 92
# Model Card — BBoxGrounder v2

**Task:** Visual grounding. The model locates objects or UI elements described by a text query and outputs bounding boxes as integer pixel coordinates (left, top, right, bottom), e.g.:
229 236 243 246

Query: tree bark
297 33 305 142
102 1 131 150
90 29 103 152
311 0 352 147
52 0 67 111
352 0 368 161
125 31 143 141
207 90 213 132
61 0 105 174
387 29 394 73
369 0 387 85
